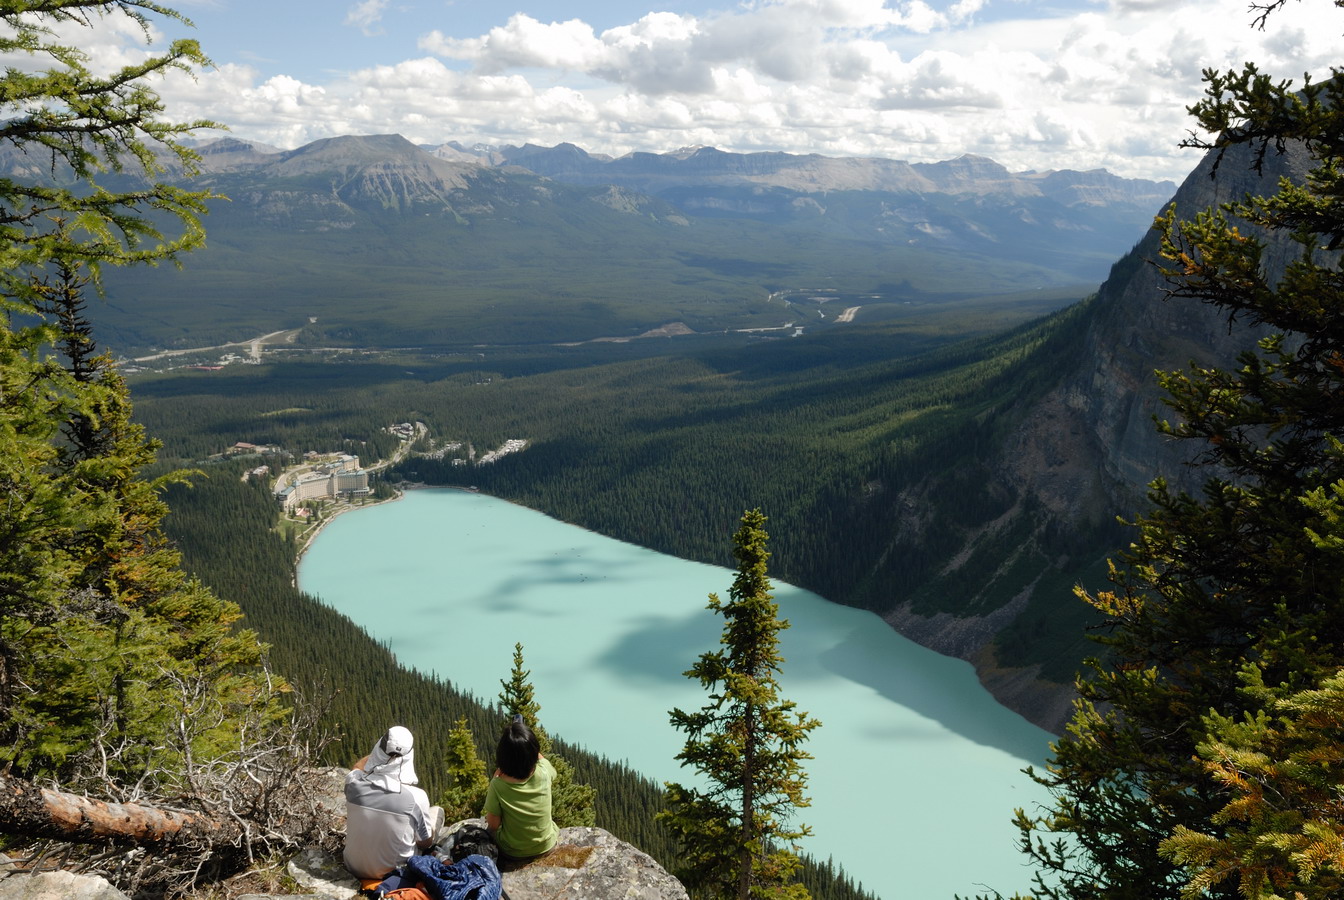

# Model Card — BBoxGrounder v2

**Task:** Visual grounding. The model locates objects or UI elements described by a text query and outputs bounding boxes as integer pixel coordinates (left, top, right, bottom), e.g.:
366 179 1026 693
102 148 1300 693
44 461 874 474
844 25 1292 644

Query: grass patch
507 845 596 871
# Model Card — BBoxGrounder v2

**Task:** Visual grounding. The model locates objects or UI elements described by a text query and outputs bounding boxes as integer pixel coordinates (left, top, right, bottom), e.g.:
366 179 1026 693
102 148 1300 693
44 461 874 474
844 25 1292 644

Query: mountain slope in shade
877 140 1313 729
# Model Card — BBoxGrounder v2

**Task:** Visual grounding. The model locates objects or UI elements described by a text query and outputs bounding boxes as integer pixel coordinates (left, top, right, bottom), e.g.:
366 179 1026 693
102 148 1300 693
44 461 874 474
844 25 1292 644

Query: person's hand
353 755 370 771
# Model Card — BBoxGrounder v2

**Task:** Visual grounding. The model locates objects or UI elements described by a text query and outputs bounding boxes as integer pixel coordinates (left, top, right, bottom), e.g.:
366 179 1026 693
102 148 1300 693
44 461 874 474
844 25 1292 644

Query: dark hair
496 716 540 780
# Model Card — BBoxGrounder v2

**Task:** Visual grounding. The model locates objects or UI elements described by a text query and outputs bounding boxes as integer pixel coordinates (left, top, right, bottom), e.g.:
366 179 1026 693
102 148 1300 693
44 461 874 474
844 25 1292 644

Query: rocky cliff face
896 141 1315 729
1001 140 1312 536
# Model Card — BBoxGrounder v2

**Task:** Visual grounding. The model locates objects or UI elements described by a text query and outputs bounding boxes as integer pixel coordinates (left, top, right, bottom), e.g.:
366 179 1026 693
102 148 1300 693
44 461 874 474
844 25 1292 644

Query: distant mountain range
191 133 1174 200
186 134 1175 254
453 141 1175 272
54 134 1173 354
209 132 1174 258
449 139 1171 207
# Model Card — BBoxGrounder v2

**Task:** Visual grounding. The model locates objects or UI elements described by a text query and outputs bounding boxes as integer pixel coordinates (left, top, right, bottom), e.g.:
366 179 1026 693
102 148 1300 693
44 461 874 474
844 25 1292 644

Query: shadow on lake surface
591 579 1055 765
811 620 1055 763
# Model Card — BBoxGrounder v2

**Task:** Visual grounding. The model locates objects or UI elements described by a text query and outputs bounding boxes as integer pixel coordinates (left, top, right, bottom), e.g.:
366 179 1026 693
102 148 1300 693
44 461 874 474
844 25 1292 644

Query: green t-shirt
483 756 559 858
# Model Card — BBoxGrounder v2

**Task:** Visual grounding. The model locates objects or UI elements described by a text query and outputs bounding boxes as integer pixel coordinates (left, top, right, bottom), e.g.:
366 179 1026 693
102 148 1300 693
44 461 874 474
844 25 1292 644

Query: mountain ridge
187 134 1174 202
438 138 1175 273
450 138 1175 202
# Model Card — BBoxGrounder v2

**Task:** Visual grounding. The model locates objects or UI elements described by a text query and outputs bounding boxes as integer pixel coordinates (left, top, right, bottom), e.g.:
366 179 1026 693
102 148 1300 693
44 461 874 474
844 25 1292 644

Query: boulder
499 827 688 900
0 871 129 900
234 826 688 900
287 845 359 896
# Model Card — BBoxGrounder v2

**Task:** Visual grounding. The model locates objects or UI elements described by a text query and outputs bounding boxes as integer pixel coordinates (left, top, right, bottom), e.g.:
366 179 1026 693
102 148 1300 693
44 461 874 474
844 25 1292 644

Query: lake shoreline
291 482 485 565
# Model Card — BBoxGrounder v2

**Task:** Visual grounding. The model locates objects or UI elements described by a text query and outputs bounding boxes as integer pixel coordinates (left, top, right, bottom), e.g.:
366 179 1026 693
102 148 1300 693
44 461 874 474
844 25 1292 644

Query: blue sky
114 0 1339 180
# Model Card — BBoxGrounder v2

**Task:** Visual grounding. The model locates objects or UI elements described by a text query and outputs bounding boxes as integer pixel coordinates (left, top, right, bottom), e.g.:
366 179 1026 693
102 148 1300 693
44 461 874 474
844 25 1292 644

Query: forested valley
135 282 1107 695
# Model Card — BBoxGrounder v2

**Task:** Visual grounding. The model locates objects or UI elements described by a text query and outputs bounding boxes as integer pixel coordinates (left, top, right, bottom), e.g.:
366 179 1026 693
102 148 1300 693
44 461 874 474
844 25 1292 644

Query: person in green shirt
483 715 560 860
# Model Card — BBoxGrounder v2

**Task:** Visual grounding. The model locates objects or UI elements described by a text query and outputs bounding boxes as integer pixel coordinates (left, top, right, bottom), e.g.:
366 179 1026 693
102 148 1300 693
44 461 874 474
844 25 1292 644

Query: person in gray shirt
344 725 444 882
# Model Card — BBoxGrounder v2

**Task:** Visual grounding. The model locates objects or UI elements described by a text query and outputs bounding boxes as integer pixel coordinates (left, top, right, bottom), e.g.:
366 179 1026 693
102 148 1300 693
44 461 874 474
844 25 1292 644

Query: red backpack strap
382 888 432 900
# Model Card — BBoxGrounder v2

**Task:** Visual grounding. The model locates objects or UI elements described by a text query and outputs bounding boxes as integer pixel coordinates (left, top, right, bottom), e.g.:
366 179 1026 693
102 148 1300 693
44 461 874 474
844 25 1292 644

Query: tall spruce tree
1011 5 1344 898
0 1 287 796
1 254 284 792
0 1 213 297
661 509 819 900
500 642 548 749
497 642 597 827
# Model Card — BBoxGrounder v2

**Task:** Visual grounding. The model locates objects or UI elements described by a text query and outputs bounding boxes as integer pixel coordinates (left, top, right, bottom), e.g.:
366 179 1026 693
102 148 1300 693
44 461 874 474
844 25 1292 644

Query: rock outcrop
278 826 691 900
0 831 687 900
0 770 687 900
0 869 131 900
495 827 688 900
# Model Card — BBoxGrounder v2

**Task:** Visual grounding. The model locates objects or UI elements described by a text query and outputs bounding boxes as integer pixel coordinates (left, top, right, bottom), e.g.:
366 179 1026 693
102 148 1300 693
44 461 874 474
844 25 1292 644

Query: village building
275 454 370 511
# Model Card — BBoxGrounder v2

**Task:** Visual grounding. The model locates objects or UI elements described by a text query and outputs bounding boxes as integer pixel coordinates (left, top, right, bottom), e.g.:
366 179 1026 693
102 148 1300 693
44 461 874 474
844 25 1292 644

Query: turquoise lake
298 489 1056 900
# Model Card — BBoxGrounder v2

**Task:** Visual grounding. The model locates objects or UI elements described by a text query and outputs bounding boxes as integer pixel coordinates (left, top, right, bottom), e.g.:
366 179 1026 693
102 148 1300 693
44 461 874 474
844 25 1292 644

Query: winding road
131 327 304 364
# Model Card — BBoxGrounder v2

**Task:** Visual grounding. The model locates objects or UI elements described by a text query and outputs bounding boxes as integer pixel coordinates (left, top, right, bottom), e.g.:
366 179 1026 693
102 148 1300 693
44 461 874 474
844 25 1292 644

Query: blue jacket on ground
403 853 502 900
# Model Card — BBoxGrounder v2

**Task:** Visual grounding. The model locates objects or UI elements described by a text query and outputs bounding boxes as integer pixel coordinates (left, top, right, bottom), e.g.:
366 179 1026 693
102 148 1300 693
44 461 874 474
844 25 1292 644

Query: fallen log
0 774 235 845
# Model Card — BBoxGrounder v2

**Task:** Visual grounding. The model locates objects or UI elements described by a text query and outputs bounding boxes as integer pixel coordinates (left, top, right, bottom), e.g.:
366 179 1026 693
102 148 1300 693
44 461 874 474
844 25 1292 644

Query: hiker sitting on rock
484 715 559 861
344 725 445 887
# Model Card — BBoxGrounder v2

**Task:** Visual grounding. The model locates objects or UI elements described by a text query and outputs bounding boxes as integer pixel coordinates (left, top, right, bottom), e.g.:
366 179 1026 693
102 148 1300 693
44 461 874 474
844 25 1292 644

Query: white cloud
420 0 994 95
144 0 1340 182
423 16 610 73
873 50 1006 109
346 0 390 35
